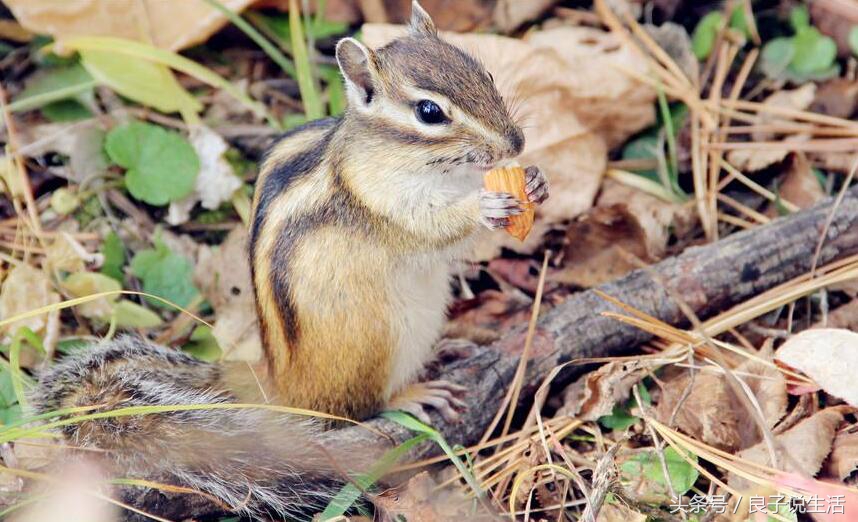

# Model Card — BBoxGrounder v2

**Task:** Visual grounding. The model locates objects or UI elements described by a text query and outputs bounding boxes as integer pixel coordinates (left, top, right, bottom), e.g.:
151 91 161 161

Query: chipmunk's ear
335 37 377 108
409 0 437 37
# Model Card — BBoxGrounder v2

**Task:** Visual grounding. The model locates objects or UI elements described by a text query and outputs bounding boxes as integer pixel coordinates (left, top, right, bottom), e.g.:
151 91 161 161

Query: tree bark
131 186 858 518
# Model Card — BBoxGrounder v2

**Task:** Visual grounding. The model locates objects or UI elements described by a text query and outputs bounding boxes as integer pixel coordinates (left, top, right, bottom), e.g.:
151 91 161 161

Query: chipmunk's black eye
415 99 448 125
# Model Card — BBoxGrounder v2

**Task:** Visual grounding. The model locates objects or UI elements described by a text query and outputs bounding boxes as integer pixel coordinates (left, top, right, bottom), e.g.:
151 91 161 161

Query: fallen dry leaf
655 369 741 450
493 0 559 32
811 78 858 119
596 501 647 522
0 264 60 340
597 177 697 258
815 299 858 330
195 227 262 362
727 85 816 172
4 0 255 51
374 471 497 522
825 429 858 481
363 23 655 260
775 329 858 408
550 203 651 288
558 360 651 420
730 354 788 449
727 134 810 172
766 152 825 215
730 407 845 492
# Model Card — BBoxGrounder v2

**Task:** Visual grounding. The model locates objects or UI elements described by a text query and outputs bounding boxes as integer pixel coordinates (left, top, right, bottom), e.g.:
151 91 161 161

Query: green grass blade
8 80 98 113
55 36 278 127
320 434 429 519
382 411 485 501
289 0 325 120
202 0 296 78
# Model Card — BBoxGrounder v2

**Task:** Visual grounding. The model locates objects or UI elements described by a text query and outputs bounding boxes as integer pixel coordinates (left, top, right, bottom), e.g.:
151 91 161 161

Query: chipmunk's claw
479 189 523 230
387 380 467 424
524 165 549 204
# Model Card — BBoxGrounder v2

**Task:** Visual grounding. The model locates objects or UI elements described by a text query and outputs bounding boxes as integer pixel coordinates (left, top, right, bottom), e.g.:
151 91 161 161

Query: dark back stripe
249 117 341 259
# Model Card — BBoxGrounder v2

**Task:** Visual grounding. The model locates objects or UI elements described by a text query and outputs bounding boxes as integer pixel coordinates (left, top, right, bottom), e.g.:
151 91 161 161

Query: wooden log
129 186 858 518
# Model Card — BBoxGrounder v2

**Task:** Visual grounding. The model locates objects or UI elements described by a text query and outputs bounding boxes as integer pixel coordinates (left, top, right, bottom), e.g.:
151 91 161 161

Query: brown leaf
4 0 256 51
373 472 497 521
550 204 651 288
558 360 651 420
730 354 788 450
825 429 858 481
729 407 845 492
775 329 858 408
597 178 697 258
195 227 262 362
596 501 647 522
0 264 60 340
493 0 558 32
654 369 741 450
811 79 858 119
815 299 858 330
766 152 825 215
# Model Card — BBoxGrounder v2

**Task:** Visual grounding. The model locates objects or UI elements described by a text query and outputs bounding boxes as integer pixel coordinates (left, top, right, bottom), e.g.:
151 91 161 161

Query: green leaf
599 404 639 430
729 5 752 39
620 447 699 499
79 47 202 116
761 37 795 79
850 26 858 56
182 325 222 362
130 239 200 309
691 12 724 60
790 27 837 75
599 384 651 430
112 300 163 329
622 132 660 181
789 5 810 32
105 121 199 206
57 36 275 126
50 188 80 215
101 231 126 282
11 63 96 114
42 100 93 122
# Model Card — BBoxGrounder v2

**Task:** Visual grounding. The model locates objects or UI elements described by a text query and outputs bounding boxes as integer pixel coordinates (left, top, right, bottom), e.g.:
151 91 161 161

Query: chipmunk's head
335 0 523 174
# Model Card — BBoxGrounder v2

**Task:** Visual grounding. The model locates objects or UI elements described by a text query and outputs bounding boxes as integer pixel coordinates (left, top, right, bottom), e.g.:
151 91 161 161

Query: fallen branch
130 186 858 519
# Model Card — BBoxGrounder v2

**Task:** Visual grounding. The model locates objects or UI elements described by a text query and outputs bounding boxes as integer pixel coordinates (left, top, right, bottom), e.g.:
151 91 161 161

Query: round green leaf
761 37 795 79
105 121 199 206
112 300 163 329
790 28 837 75
692 12 724 60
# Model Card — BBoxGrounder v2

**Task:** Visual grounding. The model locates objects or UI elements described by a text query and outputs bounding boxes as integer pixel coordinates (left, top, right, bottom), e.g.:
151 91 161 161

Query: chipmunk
30 1 548 519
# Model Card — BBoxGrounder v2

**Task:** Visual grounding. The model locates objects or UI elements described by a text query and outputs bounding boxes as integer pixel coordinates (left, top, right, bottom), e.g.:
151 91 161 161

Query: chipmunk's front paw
479 189 523 230
386 380 467 424
524 165 549 204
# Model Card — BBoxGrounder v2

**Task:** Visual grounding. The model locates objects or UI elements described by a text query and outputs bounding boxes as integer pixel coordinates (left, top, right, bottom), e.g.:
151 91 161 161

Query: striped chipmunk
30 1 549 519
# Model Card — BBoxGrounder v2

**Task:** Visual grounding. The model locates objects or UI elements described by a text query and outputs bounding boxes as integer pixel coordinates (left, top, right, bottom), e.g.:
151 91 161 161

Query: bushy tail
31 336 346 521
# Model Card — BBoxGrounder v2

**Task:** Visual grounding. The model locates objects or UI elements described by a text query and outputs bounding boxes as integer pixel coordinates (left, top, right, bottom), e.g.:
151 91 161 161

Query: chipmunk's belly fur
385 251 452 397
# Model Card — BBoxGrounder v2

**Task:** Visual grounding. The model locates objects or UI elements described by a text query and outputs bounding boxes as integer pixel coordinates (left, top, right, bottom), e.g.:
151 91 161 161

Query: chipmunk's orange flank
484 166 534 241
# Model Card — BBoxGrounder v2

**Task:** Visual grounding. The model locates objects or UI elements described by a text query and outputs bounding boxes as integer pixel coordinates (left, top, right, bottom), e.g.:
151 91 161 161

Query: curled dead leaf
0 264 60 340
558 360 651 420
729 407 845 492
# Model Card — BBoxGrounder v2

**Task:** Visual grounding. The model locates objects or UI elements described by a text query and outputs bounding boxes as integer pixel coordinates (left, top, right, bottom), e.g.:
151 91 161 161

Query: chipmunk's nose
505 127 525 156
